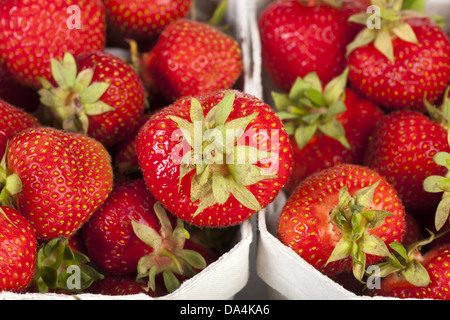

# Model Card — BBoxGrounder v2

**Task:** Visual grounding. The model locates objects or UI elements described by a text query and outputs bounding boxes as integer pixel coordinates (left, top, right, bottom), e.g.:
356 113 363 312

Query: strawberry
346 1 450 113
0 206 37 292
136 90 293 227
103 0 192 46
2 127 113 241
0 0 106 89
272 69 384 193
82 179 207 293
38 51 146 149
372 233 450 300
363 110 450 225
87 275 166 297
258 0 360 93
82 179 162 276
278 164 406 281
0 99 41 159
139 19 243 102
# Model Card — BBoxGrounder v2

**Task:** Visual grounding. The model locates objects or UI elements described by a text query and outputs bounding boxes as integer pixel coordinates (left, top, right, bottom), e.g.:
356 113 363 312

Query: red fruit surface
83 179 161 275
0 206 37 292
103 0 192 44
136 90 292 227
7 127 113 241
278 164 406 276
0 99 41 159
363 110 450 222
258 0 358 92
143 19 243 102
0 0 106 88
375 245 450 300
348 18 450 113
0 67 40 112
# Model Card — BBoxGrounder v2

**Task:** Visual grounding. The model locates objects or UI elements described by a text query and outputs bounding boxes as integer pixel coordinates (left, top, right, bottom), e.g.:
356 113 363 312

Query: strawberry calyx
326 180 394 281
424 86 450 130
169 91 277 217
33 236 104 294
346 0 426 61
132 202 207 293
0 143 22 209
272 68 350 149
371 231 437 287
37 52 115 135
423 129 450 231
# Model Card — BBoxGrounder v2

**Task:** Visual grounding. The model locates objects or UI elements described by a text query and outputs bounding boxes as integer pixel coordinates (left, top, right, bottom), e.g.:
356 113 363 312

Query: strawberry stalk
33 236 104 293
423 130 450 231
272 68 350 149
326 181 395 281
38 52 115 135
169 91 277 217
132 202 207 293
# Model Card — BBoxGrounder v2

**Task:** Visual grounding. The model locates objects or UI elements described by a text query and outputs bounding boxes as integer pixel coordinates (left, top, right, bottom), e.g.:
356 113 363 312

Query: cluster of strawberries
2 0 450 301
259 0 450 299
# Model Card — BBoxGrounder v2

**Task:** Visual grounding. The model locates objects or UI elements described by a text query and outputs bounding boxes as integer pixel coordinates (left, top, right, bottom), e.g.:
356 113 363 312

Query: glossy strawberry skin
0 99 41 159
363 110 450 223
375 245 450 300
0 0 106 88
103 0 192 45
278 164 406 276
258 1 358 92
285 89 384 193
74 51 146 149
136 90 293 227
348 18 450 113
144 19 243 102
82 179 162 275
7 127 114 241
0 206 37 292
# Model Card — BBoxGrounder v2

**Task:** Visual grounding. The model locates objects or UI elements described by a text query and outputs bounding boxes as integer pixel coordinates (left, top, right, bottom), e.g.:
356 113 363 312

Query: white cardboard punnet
0 0 254 301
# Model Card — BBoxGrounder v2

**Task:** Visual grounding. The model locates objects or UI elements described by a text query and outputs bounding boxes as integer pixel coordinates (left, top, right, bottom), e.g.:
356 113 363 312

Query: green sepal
272 69 349 150
33 236 104 294
38 52 115 135
133 202 208 293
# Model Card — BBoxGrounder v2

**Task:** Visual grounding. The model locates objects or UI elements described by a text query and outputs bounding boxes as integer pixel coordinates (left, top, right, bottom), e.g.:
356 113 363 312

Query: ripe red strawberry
83 179 208 293
258 0 360 92
3 127 113 241
363 110 450 224
0 206 37 292
103 0 192 46
87 275 166 297
272 70 384 193
0 0 106 89
347 3 450 113
139 19 243 102
38 51 146 149
136 90 293 227
0 99 41 159
374 243 450 300
82 179 162 275
278 164 406 281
